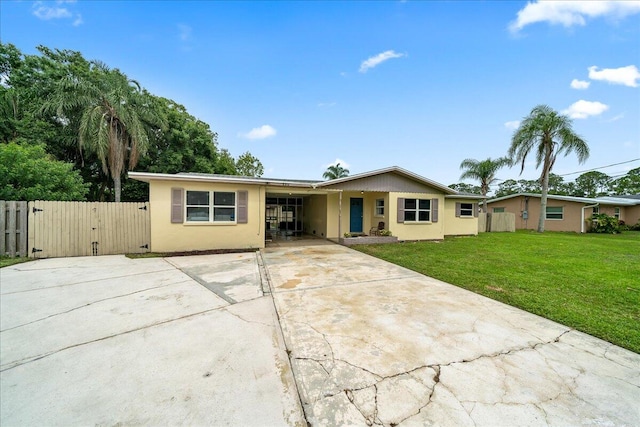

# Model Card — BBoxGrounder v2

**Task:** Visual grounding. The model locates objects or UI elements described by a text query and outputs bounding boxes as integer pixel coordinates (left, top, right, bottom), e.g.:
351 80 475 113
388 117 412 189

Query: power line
557 158 640 177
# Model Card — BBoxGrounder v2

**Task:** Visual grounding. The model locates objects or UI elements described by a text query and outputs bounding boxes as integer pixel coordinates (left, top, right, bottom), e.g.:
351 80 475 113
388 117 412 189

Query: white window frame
404 198 431 222
375 198 385 217
459 202 474 217
614 207 620 219
592 206 599 218
185 190 236 223
545 206 563 220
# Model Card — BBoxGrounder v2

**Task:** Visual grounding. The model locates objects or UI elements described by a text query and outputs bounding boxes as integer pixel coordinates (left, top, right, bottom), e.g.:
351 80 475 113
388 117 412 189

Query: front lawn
354 231 640 354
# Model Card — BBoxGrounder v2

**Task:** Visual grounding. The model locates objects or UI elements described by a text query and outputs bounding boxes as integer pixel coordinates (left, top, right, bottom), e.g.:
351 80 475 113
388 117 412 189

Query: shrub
589 214 622 234
379 229 393 236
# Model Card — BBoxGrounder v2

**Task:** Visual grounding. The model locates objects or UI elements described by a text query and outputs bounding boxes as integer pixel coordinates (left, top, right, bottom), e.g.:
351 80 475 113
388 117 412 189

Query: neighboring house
485 193 640 233
129 166 484 252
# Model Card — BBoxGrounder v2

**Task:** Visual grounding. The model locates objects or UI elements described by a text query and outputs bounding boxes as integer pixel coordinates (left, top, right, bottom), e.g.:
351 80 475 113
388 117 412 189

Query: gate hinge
140 244 149 249
139 205 148 210
31 248 43 253
32 207 44 213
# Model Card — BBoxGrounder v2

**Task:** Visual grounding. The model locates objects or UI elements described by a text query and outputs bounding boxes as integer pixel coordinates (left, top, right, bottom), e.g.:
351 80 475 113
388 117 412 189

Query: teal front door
350 198 363 233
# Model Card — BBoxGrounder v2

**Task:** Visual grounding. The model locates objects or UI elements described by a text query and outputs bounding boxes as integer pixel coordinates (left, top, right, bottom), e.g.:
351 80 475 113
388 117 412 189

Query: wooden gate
28 201 150 258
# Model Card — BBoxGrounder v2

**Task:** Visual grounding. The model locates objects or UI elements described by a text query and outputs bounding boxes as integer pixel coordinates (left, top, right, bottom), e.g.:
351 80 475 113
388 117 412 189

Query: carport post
338 190 342 238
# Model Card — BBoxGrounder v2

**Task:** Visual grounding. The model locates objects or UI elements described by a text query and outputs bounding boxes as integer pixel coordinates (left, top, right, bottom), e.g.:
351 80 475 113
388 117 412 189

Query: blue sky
2 1 639 192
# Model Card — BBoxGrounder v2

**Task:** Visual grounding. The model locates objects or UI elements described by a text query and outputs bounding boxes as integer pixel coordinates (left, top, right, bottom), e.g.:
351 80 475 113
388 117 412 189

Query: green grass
0 256 32 268
354 231 640 354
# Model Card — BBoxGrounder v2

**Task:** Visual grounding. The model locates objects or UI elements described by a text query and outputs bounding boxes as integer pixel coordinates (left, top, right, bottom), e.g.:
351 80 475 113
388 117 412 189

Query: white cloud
570 79 590 89
32 2 72 20
32 1 83 26
325 158 350 169
359 50 406 73
509 1 640 32
239 125 277 140
607 113 625 122
562 100 609 119
504 120 521 130
588 65 640 87
178 24 192 41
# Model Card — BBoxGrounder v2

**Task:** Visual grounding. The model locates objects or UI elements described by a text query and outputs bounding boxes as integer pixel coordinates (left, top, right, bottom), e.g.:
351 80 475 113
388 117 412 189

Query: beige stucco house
129 166 484 253
485 193 640 233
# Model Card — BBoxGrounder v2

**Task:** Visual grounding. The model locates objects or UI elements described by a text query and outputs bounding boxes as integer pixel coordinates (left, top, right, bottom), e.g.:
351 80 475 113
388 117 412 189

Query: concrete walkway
262 243 640 426
0 254 304 426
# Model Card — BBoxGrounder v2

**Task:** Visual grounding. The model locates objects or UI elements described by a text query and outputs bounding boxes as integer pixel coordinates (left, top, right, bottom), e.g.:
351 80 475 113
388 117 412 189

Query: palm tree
508 105 589 232
323 163 349 180
44 62 163 201
459 157 511 211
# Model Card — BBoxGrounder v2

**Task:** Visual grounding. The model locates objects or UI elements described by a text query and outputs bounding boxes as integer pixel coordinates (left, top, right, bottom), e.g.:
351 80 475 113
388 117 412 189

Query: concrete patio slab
1 255 304 426
262 243 640 427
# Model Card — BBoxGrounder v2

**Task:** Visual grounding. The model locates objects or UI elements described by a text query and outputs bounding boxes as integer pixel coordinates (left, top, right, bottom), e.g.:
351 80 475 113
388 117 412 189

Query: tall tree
0 141 88 201
43 62 165 201
508 105 589 232
610 167 640 195
448 183 482 194
323 163 349 180
459 157 511 210
236 151 264 177
574 171 611 197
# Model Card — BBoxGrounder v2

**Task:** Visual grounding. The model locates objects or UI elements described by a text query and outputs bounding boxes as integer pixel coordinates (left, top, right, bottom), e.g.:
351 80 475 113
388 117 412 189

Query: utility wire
556 158 640 177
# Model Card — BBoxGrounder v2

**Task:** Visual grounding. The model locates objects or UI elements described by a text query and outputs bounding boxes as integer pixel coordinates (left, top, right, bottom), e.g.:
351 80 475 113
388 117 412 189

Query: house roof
486 192 640 206
128 166 485 198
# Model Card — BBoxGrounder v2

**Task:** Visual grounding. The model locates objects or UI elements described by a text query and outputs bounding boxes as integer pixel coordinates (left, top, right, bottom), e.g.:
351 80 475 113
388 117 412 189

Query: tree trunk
538 167 551 233
113 175 121 202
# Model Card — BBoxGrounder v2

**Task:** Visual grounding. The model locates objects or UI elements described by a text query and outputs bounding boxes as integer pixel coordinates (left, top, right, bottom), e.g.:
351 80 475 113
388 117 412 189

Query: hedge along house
485 193 640 233
129 166 484 253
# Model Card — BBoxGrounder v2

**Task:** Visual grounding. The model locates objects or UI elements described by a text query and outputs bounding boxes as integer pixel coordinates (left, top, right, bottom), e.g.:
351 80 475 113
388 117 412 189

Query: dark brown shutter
473 203 478 217
431 198 439 223
397 198 404 223
171 188 184 223
455 202 461 217
237 190 248 224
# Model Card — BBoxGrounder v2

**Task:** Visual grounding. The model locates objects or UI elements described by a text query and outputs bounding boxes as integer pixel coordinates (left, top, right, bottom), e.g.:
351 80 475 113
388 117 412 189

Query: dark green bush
589 214 622 234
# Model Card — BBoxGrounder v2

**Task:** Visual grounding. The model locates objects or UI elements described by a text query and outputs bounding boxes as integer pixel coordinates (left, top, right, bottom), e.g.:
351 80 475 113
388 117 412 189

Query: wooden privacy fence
26 201 150 258
478 212 515 233
1 201 29 257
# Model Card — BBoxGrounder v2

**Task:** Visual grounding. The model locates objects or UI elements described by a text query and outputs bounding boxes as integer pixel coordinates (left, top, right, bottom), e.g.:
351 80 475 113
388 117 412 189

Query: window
186 191 210 222
493 207 505 213
375 199 385 216
459 203 474 217
404 198 431 222
614 207 620 219
545 206 563 220
592 206 599 218
186 190 236 222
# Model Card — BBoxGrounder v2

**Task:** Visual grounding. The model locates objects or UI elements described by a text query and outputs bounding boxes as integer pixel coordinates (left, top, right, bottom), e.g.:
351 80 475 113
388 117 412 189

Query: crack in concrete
272 274 421 294
0 268 177 295
0 305 231 372
295 329 575 426
164 259 237 304
222 303 274 328
0 280 187 332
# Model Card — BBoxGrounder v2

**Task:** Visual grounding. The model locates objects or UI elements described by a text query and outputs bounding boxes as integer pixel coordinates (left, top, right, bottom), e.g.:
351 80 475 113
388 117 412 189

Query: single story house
485 193 640 233
129 166 485 253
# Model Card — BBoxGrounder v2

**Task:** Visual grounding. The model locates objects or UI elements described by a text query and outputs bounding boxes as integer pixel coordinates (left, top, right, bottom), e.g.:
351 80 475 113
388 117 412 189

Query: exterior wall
363 192 389 234
623 205 640 226
303 194 328 238
443 199 479 236
388 192 445 240
486 196 640 233
149 180 264 252
326 192 341 239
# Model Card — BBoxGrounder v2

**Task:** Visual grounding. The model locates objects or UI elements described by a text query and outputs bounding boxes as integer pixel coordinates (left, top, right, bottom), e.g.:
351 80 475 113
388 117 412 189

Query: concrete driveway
262 243 640 426
0 254 304 426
